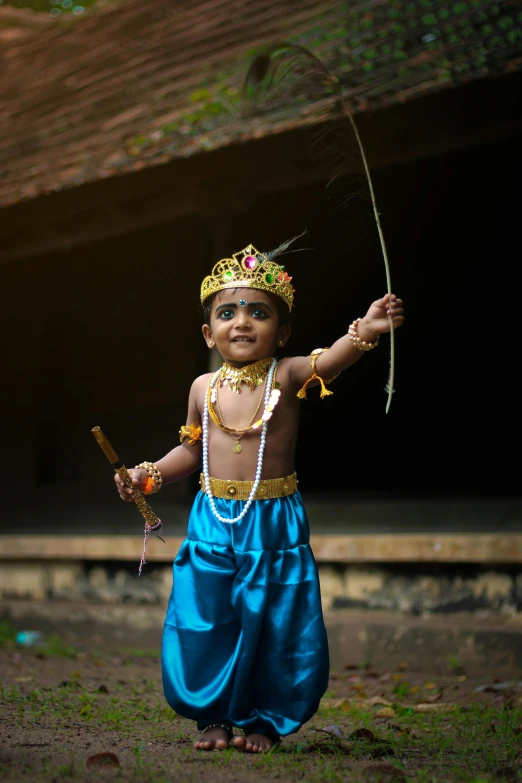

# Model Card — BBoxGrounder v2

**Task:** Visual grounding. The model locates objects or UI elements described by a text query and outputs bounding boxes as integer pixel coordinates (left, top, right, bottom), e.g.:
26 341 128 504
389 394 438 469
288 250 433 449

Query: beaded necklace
203 358 277 524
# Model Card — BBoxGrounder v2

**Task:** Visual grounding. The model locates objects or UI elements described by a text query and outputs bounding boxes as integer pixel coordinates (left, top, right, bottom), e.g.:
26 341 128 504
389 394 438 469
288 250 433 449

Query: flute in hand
91 426 164 574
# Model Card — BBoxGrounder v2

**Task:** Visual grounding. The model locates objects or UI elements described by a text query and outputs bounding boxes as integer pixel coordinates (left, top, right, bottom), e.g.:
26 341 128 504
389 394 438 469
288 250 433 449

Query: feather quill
241 43 395 412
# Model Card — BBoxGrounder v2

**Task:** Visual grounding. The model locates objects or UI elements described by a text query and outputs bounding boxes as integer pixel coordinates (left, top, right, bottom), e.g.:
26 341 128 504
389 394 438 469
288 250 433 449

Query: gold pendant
233 441 242 454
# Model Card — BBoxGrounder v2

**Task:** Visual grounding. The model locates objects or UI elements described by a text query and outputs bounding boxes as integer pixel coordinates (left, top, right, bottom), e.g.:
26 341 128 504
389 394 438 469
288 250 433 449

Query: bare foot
194 726 231 751
232 733 276 753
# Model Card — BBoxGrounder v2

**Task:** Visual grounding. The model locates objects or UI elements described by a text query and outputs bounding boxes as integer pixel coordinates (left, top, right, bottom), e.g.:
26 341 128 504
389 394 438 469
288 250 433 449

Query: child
115 242 404 753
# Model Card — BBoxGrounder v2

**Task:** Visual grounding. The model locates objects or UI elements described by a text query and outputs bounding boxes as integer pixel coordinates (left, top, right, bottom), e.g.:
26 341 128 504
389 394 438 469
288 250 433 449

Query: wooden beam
1 534 522 563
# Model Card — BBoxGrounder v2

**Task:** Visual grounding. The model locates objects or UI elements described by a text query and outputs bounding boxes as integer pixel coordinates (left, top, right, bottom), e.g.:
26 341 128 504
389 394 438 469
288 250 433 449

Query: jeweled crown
200 244 295 311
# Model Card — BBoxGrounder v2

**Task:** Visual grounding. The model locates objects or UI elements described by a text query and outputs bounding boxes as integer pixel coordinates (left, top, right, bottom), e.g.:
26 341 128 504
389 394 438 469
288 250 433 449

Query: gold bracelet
348 318 380 352
297 348 339 400
135 461 163 494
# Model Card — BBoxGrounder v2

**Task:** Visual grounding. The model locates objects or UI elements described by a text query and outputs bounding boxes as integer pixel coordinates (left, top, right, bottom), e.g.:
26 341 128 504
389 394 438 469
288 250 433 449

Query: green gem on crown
223 270 234 282
265 273 274 284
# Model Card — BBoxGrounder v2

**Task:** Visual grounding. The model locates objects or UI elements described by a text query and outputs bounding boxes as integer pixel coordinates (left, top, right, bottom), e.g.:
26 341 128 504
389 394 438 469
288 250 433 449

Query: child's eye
218 310 235 320
251 309 268 319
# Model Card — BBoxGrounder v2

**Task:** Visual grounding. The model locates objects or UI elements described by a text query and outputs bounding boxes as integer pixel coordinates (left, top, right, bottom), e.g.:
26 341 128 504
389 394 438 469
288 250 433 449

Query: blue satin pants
161 490 329 738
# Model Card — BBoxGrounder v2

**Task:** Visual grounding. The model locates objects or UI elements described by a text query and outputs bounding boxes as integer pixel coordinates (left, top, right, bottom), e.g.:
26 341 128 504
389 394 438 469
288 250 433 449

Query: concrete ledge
2 599 521 677
2 534 522 562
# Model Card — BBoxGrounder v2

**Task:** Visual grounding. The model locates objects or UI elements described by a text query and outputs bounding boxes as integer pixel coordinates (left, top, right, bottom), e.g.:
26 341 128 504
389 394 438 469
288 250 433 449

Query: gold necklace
219 358 273 394
206 367 282 451
215 376 267 453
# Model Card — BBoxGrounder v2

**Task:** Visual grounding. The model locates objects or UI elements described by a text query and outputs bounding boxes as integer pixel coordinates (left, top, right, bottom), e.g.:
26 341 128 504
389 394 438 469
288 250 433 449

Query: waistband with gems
200 473 298 500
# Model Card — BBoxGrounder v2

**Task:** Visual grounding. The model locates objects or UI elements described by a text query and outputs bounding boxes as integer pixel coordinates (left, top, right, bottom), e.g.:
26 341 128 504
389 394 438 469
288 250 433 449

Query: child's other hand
114 469 148 502
358 294 404 342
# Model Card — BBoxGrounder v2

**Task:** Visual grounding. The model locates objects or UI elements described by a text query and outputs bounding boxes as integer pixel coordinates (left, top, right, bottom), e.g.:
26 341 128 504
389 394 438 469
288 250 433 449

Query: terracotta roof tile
0 0 520 207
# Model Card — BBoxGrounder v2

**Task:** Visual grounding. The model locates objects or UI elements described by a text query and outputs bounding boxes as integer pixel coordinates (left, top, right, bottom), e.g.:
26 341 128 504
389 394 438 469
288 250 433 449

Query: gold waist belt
200 472 298 501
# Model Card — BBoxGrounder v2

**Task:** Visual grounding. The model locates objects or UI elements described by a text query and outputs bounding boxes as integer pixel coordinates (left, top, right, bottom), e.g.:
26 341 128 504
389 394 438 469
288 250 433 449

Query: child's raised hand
114 468 148 502
359 294 404 340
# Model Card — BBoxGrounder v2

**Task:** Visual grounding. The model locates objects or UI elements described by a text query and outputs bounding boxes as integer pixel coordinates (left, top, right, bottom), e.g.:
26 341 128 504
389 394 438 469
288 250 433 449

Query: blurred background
1 0 521 673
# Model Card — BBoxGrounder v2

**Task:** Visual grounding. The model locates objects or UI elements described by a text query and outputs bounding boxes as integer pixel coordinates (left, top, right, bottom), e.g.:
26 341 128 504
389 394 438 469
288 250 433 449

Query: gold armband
179 423 202 446
297 348 339 400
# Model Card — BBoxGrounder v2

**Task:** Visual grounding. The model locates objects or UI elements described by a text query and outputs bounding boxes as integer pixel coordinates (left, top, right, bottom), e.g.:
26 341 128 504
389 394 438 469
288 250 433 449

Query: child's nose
236 310 251 327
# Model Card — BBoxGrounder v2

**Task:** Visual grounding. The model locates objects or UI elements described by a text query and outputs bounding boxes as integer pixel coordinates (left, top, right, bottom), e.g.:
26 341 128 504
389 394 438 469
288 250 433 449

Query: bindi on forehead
214 289 273 309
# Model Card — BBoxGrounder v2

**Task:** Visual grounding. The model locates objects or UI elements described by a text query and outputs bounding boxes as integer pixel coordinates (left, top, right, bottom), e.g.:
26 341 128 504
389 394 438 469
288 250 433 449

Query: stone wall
2 560 521 618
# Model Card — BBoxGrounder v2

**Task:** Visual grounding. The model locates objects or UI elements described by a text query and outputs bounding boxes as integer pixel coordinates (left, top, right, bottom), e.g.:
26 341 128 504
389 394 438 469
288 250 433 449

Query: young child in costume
115 242 404 752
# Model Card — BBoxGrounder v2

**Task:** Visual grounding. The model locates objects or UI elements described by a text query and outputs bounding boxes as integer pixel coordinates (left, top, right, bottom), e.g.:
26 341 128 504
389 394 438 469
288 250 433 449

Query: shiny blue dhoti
161 490 329 738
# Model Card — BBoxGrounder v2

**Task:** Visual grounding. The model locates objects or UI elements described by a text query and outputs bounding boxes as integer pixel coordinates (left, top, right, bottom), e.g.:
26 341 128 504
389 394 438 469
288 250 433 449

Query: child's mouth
232 337 254 342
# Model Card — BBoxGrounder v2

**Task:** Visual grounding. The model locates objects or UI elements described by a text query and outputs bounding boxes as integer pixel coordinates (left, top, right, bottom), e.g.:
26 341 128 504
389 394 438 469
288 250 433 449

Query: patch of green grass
4 648 522 783
448 655 465 674
38 634 78 658
121 648 161 659
392 680 411 699
0 617 17 646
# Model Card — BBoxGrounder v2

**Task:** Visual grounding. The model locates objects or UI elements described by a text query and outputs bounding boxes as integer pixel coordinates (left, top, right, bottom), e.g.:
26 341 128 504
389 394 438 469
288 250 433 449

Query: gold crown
200 244 294 311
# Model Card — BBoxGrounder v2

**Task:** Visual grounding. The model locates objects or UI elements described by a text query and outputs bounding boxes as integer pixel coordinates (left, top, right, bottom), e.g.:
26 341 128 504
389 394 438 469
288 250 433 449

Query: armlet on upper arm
179 423 202 445
296 348 340 400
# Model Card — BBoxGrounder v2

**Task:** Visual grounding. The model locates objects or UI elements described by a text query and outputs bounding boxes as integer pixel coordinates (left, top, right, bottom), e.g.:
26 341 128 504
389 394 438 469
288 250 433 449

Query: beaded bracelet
135 461 163 495
348 318 380 352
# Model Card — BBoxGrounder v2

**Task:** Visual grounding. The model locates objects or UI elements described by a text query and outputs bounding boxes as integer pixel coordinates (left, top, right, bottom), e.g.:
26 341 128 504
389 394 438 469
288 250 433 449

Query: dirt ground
1 634 522 783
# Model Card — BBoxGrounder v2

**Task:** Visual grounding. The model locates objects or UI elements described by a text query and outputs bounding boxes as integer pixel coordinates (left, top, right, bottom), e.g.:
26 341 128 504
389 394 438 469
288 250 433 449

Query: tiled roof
0 0 520 208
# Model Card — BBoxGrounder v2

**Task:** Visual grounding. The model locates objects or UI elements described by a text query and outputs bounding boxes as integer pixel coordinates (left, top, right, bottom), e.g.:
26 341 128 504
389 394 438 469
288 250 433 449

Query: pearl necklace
203 358 277 524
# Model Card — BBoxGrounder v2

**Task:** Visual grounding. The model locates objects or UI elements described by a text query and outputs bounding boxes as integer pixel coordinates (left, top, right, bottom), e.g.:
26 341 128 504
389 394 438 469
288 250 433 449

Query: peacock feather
241 42 395 413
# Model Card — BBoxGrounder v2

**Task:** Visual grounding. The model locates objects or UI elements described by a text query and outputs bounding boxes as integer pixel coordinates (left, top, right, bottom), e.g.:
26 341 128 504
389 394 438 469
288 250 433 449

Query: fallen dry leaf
375 707 396 718
321 698 352 710
475 681 522 692
15 676 33 683
421 691 443 703
368 696 393 707
387 723 421 738
349 728 378 741
347 700 371 710
86 752 120 768
413 703 457 714
312 724 345 740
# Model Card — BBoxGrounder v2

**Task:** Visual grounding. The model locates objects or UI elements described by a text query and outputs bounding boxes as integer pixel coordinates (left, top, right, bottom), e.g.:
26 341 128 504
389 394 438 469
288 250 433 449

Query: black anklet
201 723 234 740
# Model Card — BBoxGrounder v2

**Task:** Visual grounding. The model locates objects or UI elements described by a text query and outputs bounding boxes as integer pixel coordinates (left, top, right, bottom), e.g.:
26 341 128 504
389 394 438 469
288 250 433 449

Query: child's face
202 288 290 366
